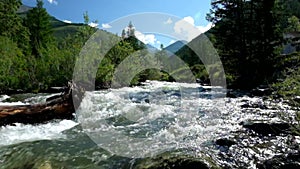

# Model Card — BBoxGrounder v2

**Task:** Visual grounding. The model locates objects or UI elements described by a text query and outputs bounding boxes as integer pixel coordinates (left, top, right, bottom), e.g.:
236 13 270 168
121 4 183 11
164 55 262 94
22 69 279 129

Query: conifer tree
207 0 283 88
121 21 145 50
0 0 30 53
25 0 53 57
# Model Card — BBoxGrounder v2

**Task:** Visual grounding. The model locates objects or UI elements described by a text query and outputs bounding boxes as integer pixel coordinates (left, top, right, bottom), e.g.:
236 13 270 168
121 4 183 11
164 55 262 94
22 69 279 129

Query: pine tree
127 21 135 37
25 0 53 57
77 11 97 42
207 0 283 88
121 21 145 50
121 29 126 39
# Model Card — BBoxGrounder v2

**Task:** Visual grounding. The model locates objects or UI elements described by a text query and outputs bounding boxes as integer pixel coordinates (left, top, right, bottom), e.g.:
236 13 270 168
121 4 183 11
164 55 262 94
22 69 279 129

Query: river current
0 81 298 168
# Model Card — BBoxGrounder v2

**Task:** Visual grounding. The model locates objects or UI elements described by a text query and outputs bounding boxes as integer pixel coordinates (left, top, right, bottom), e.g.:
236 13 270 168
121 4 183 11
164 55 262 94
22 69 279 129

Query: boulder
133 152 218 169
251 87 272 97
215 138 236 148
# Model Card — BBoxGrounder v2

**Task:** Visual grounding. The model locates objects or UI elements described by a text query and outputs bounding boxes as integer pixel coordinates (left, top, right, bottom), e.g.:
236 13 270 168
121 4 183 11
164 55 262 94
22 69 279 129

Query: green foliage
190 64 209 83
286 15 300 32
52 22 84 43
0 1 141 92
121 22 146 51
96 57 114 87
175 45 201 67
272 52 300 106
97 38 150 87
25 0 54 57
0 36 29 91
0 0 30 53
273 68 300 100
76 11 97 44
279 0 300 19
207 0 283 88
271 52 299 134
0 0 22 38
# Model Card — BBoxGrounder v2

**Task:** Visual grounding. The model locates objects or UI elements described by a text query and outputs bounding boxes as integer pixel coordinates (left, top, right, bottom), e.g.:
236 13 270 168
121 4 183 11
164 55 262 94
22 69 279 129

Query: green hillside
50 17 83 41
17 5 83 42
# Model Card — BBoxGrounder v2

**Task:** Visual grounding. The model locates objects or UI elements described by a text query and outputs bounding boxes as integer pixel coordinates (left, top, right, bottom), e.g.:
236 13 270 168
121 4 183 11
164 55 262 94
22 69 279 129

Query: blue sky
22 0 213 48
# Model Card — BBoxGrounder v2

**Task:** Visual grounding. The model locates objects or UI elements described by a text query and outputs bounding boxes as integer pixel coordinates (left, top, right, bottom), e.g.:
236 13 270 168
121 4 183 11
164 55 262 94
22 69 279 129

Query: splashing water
0 81 297 168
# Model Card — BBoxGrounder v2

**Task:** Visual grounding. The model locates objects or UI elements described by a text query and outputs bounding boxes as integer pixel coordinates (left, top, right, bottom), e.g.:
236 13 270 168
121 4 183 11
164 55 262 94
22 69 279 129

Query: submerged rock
38 161 52 169
251 88 272 97
226 89 250 98
240 102 268 109
133 152 219 169
215 138 236 148
257 153 300 169
242 121 291 136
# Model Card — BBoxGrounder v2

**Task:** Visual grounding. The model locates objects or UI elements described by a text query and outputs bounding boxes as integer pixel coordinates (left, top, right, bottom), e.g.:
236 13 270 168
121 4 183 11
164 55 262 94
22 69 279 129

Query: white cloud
89 22 99 28
169 40 176 45
47 0 58 5
135 31 157 45
123 26 159 46
63 20 72 24
164 18 173 24
182 16 195 25
101 23 112 29
197 23 214 34
174 16 214 41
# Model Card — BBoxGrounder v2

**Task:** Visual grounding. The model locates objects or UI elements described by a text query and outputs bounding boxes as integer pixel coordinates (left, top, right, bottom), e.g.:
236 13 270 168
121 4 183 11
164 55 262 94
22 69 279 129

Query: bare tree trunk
0 84 75 126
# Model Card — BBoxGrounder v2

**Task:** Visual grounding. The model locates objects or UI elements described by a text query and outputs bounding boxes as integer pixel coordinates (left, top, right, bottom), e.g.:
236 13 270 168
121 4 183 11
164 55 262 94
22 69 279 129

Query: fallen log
0 83 76 127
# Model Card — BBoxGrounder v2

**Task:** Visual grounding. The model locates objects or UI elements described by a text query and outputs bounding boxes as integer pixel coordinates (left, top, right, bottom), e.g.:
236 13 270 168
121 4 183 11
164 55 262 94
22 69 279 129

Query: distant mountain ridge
164 40 187 54
17 4 211 52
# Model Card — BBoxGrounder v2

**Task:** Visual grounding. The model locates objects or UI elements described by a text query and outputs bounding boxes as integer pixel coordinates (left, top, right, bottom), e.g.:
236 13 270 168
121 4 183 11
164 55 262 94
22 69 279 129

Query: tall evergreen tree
25 0 53 57
207 0 283 88
121 21 145 51
76 11 97 43
121 29 126 39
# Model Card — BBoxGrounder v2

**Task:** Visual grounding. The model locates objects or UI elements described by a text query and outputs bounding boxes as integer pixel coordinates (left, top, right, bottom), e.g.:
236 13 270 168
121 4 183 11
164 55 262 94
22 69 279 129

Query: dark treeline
176 0 300 90
204 0 300 112
207 0 300 89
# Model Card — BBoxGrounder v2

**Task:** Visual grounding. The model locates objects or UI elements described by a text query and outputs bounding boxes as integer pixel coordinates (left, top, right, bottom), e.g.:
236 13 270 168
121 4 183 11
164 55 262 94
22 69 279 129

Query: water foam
0 120 78 147
77 81 228 157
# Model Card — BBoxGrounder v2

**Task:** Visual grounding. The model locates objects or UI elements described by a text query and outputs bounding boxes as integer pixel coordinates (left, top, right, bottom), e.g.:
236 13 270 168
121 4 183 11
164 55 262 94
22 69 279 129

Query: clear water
0 81 296 169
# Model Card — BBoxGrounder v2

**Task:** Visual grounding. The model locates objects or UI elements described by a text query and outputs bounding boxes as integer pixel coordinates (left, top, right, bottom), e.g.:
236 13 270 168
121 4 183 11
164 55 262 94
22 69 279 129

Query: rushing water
0 81 298 169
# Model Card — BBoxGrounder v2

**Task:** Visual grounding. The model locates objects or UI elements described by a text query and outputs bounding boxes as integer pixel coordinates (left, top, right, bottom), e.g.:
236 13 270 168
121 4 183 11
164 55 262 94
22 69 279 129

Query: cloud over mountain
47 0 58 5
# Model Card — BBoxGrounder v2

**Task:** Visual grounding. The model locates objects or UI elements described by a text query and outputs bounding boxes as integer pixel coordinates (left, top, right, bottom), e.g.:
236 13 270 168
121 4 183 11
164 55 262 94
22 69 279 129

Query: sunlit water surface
0 81 297 169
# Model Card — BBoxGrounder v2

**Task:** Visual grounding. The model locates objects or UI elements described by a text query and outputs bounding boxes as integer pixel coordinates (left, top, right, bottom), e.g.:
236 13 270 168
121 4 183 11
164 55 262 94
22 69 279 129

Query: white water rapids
0 81 298 168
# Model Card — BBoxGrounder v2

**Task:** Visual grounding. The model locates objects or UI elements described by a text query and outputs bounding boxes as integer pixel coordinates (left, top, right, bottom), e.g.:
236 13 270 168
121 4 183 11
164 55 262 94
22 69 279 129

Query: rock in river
242 121 291 136
215 138 237 148
257 152 300 169
133 152 217 169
